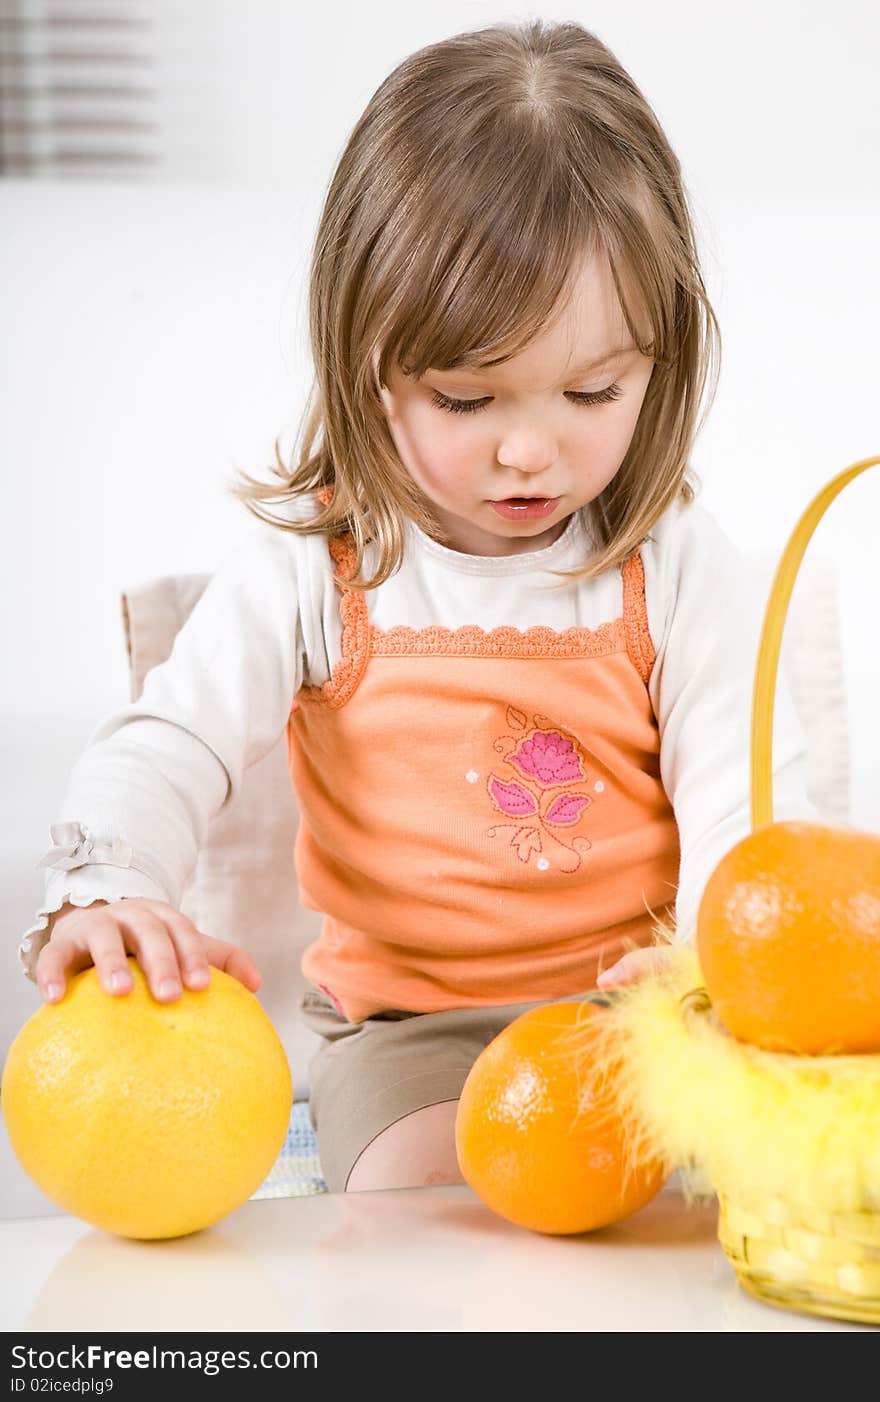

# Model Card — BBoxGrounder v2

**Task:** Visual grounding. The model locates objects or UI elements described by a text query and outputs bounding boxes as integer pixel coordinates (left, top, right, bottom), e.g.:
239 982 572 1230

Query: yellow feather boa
583 943 880 1214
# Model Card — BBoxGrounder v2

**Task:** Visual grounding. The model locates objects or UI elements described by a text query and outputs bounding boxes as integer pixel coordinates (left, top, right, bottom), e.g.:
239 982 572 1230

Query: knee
344 1099 462 1193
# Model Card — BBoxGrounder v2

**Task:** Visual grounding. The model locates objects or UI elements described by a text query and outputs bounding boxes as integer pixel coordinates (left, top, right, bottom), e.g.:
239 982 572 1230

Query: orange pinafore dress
287 527 681 1025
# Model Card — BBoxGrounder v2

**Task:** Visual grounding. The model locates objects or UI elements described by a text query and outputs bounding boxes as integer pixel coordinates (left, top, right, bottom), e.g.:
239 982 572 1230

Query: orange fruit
1 958 292 1239
454 1000 665 1234
696 820 880 1054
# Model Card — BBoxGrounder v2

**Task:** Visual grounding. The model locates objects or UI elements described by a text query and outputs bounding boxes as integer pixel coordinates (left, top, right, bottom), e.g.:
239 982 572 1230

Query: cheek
569 400 643 465
392 404 484 493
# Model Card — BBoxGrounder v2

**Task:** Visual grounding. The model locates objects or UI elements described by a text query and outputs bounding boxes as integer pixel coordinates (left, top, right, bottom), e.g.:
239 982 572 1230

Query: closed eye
429 384 624 415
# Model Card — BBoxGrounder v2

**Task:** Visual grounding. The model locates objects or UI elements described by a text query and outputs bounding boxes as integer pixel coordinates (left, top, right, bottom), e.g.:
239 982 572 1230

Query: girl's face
376 252 656 557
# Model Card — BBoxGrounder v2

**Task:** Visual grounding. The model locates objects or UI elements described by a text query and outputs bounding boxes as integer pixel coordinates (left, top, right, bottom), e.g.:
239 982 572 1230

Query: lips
489 496 561 521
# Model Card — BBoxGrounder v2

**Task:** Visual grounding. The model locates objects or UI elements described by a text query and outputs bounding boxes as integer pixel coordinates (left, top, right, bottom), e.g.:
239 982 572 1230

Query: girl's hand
34 897 262 1006
596 945 677 990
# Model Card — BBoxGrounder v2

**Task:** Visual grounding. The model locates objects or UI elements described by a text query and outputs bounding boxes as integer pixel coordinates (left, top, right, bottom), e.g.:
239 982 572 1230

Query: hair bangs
381 151 600 385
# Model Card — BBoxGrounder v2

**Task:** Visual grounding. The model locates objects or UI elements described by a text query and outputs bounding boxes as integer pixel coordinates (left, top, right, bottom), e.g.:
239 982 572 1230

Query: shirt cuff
18 863 171 984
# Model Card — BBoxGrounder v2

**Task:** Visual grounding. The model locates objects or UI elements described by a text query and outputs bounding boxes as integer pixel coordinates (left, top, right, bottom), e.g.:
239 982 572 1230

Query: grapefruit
1 957 292 1238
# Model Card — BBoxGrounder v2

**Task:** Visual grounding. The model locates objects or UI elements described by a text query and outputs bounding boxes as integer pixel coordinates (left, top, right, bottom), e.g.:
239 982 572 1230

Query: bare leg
344 1099 463 1192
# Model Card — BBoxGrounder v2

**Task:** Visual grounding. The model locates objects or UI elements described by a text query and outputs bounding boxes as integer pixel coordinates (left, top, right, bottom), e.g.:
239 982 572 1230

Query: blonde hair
228 19 720 590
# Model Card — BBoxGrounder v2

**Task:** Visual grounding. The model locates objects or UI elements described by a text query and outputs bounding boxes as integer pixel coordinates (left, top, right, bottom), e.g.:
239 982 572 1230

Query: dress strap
296 487 371 709
621 549 655 685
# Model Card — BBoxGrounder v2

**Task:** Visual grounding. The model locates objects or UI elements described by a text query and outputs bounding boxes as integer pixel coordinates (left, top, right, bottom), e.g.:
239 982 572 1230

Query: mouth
489 495 561 520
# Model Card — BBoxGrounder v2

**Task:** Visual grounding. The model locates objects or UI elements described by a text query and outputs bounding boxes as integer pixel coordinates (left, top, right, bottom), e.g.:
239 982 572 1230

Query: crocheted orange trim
369 620 625 659
621 550 655 684
297 529 655 707
297 533 370 710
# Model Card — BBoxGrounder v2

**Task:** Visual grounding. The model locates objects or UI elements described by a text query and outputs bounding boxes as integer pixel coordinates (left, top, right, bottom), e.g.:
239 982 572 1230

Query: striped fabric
250 1100 328 1201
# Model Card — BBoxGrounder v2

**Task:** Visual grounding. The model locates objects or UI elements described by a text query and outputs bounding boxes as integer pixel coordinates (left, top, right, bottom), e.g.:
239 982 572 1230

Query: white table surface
0 1181 868 1334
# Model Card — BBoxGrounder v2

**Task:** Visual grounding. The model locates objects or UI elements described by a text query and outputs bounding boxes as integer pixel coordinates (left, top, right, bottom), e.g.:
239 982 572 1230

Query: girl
18 20 817 1194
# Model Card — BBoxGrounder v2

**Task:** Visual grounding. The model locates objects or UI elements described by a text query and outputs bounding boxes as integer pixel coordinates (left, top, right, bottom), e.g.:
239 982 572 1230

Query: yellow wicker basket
727 452 880 1323
679 987 880 1325
718 1195 880 1325
603 455 880 1326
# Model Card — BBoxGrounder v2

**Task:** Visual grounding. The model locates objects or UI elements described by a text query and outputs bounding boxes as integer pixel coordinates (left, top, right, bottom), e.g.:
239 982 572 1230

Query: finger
636 947 673 976
155 910 213 991
75 915 141 998
37 912 134 1003
203 936 262 993
598 947 671 988
596 951 648 988
35 935 78 1002
116 909 187 1002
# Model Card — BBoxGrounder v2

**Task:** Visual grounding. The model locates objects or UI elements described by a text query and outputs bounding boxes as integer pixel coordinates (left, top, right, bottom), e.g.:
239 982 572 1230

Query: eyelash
428 384 624 415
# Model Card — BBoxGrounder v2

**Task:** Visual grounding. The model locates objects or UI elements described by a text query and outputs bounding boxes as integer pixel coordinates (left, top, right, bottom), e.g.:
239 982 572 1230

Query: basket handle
751 454 880 830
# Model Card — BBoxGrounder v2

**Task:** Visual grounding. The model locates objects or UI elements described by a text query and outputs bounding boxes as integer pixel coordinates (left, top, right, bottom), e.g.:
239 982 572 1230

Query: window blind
0 0 158 177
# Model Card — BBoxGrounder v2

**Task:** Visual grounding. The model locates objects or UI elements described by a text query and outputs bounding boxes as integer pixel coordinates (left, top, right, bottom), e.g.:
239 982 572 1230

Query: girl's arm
600 498 819 987
19 526 310 984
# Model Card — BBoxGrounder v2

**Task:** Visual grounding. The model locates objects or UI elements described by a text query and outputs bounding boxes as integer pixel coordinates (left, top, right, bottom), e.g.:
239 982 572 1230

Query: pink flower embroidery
545 793 591 826
511 827 542 862
483 714 597 874
487 778 538 817
508 730 585 787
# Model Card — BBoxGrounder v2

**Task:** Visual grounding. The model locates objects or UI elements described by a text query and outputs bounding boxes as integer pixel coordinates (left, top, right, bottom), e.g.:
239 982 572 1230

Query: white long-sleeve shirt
18 489 819 981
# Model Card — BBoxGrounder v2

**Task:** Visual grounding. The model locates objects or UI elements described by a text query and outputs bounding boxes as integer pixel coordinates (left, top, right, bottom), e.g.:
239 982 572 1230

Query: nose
495 418 559 475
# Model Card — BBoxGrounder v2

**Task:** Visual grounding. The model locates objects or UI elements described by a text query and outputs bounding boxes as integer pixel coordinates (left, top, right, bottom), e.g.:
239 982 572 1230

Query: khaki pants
300 983 610 1192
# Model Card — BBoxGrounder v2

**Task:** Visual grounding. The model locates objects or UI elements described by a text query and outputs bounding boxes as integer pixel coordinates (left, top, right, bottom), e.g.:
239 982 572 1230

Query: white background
2 1 879 1076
